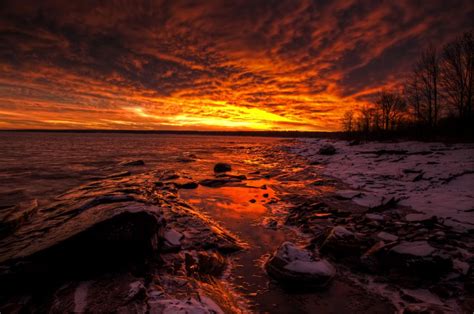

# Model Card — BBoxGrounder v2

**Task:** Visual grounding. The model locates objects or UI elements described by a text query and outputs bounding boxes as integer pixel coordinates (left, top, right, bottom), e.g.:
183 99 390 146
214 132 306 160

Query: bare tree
440 31 473 120
342 110 354 132
412 45 441 127
404 70 424 125
375 90 407 130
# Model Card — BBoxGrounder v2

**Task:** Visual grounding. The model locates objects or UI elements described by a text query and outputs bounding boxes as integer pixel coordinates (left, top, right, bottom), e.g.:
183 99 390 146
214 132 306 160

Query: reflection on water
181 179 276 219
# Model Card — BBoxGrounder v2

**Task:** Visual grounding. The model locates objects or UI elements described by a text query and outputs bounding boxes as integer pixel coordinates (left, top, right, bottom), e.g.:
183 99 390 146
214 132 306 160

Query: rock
384 241 452 281
199 177 241 187
335 190 362 200
402 303 447 314
376 231 398 242
320 226 373 260
405 214 436 224
249 199 256 203
318 144 336 155
120 160 145 167
163 229 183 249
169 178 198 189
265 242 335 287
465 264 474 292
365 213 385 221
262 217 278 229
185 251 227 278
0 209 163 293
213 163 232 173
48 274 147 313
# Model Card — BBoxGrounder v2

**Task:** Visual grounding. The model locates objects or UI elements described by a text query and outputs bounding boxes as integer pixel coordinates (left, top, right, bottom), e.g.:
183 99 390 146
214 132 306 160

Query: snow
284 259 335 276
391 241 435 257
272 242 336 279
288 139 474 231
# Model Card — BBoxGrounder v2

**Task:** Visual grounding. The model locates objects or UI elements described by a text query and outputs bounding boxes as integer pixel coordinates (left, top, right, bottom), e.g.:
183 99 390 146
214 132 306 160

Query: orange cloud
0 0 472 131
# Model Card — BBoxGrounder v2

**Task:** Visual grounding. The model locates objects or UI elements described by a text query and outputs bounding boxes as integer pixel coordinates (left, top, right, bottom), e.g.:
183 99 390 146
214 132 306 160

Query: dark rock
169 179 198 189
265 242 335 287
120 160 145 167
185 251 227 278
199 177 241 187
320 226 374 260
402 303 447 314
48 273 147 313
249 199 256 203
318 144 336 155
0 209 163 293
384 241 453 282
213 163 232 173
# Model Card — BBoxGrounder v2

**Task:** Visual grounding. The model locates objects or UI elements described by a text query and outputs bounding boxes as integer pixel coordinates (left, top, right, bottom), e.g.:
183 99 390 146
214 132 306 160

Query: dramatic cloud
0 0 472 130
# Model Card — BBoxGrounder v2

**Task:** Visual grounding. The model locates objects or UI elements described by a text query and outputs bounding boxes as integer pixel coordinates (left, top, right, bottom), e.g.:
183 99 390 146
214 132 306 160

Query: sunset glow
0 1 472 131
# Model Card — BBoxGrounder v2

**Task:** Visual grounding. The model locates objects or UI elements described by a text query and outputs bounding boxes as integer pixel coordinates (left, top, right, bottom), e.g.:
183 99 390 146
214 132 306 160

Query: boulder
213 163 232 173
318 144 336 155
265 242 335 287
384 241 452 281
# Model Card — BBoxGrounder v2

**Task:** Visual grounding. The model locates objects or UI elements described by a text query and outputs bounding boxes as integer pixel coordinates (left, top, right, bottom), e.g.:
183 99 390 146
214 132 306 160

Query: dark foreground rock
0 170 244 313
213 162 232 173
318 144 336 155
265 242 335 287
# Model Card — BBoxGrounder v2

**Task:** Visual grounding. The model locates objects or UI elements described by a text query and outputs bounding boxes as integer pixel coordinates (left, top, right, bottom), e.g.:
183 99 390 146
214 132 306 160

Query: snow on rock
287 139 474 231
391 241 436 257
265 242 335 286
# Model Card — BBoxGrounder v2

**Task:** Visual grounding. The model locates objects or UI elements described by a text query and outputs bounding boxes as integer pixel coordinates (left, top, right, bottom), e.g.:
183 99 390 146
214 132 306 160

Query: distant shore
0 129 342 138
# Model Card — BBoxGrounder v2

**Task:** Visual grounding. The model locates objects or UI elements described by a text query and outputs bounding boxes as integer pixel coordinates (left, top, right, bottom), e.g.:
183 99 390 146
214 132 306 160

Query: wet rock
163 229 183 250
169 178 198 189
384 241 452 281
318 144 336 155
0 208 163 293
376 231 398 242
265 242 335 287
405 214 436 224
262 217 278 229
402 303 447 314
199 177 241 187
185 251 227 278
365 213 385 221
320 226 373 260
335 189 362 200
149 297 224 314
213 162 231 173
120 160 145 167
49 274 147 313
215 173 247 180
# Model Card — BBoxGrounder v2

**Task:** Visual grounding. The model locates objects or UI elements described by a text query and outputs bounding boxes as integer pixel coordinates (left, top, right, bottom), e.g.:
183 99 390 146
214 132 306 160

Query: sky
0 0 472 131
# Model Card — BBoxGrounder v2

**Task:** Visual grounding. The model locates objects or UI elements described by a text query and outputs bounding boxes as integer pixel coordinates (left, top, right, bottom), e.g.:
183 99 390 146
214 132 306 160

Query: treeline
342 30 473 140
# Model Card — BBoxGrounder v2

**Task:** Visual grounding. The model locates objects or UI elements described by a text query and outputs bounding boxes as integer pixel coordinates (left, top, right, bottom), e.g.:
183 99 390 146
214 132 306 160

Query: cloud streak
0 0 472 130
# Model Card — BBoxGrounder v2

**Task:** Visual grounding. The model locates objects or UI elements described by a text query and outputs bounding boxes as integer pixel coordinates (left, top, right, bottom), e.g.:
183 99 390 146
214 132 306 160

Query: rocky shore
0 138 473 313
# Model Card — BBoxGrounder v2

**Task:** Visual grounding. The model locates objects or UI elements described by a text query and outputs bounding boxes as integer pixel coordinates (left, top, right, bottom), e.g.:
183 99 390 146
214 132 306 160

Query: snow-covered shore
288 139 474 231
